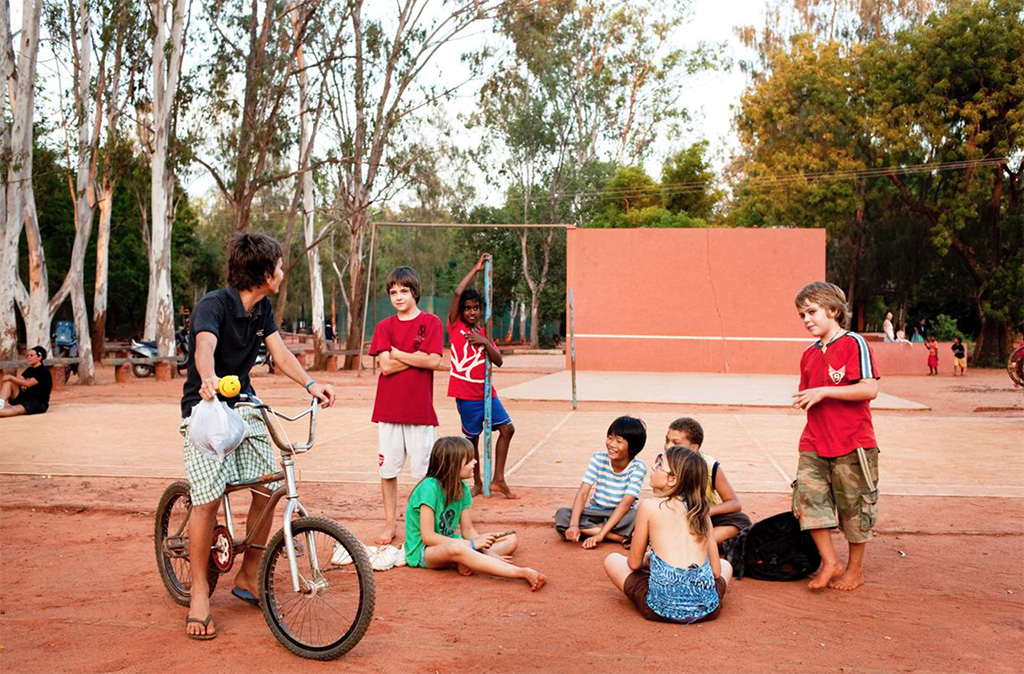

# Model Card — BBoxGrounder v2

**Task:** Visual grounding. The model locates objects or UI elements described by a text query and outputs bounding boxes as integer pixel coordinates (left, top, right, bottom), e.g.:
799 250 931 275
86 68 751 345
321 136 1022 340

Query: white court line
507 411 575 477
576 334 811 342
732 413 793 486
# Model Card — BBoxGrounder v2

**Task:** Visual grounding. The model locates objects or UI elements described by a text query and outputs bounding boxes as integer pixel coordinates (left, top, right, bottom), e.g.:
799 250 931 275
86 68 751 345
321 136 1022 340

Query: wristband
304 380 317 391
470 540 476 551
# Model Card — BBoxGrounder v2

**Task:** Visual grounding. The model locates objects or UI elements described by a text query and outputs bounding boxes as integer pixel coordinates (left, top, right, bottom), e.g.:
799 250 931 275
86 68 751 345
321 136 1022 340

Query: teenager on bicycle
179 233 335 640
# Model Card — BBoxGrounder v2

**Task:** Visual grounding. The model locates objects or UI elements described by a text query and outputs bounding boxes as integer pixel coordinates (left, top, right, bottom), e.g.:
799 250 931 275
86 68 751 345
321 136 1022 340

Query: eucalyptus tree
471 0 718 346
1 0 45 358
318 0 508 368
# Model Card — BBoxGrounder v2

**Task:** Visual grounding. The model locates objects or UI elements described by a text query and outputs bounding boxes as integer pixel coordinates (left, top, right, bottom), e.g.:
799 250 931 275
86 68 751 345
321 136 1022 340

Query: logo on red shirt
828 364 846 384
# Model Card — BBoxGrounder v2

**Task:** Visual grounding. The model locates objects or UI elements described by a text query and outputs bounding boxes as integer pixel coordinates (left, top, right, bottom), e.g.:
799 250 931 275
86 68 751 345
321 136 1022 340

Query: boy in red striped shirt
792 281 880 591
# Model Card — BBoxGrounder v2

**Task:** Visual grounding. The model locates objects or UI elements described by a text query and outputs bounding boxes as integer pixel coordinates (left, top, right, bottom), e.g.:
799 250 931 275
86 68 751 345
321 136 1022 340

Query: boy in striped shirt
555 416 648 549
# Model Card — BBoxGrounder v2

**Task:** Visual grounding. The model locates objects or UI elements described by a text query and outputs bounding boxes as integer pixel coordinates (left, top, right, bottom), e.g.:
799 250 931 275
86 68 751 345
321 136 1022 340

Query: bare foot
523 568 546 591
807 560 844 590
470 484 483 497
490 480 520 499
829 568 865 591
375 524 396 546
457 563 474 576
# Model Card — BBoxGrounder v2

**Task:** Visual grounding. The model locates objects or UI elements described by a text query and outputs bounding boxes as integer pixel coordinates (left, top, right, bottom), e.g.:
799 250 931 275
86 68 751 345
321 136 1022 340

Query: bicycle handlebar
236 394 319 453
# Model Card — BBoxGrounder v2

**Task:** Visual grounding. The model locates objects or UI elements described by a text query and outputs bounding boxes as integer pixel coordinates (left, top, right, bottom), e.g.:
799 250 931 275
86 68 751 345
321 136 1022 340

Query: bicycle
154 395 375 659
1008 343 1024 388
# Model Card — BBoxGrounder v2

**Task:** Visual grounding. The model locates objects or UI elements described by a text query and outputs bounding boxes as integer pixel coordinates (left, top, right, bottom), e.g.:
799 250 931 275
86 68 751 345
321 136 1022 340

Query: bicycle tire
1008 347 1024 387
154 481 219 606
259 517 375 660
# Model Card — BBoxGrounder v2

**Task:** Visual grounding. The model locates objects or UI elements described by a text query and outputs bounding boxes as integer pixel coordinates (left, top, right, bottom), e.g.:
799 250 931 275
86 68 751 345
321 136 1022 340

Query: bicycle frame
222 395 320 594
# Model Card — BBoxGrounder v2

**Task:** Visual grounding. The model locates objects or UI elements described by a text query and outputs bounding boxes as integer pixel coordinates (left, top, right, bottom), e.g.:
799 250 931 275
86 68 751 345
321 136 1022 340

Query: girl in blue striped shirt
554 416 648 549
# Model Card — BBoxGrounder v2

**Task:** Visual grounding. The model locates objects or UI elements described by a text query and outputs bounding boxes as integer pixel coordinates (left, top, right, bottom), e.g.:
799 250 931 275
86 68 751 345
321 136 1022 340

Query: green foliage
730 0 1023 354
930 314 963 341
661 141 720 219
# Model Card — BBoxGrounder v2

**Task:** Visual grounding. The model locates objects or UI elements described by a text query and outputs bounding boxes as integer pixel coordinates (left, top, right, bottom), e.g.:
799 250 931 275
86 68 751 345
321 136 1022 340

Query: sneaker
369 544 402 571
0 399 6 410
330 541 366 566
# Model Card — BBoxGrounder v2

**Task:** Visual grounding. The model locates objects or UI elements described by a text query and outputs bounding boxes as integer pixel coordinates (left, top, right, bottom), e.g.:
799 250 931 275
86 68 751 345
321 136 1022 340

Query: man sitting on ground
0 346 52 418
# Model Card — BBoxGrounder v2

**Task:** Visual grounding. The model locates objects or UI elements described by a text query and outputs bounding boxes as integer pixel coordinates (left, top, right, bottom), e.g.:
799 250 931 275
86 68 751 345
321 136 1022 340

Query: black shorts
9 395 48 415
623 569 727 623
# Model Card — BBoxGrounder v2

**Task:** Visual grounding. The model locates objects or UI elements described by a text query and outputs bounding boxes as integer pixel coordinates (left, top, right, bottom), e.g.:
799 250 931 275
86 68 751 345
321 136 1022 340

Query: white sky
16 0 766 204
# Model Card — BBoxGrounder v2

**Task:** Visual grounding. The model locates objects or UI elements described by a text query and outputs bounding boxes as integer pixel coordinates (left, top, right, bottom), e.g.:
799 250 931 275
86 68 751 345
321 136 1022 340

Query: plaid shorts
180 406 281 505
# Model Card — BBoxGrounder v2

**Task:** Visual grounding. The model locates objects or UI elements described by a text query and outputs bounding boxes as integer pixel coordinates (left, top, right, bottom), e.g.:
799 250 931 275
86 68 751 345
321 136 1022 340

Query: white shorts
377 423 436 479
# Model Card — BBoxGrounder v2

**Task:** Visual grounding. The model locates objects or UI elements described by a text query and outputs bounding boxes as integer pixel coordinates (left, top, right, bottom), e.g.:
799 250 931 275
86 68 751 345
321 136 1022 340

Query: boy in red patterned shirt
792 282 880 591
447 254 517 498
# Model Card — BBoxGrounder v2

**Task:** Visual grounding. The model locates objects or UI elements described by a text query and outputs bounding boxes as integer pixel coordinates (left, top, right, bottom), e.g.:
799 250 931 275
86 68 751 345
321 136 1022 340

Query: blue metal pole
482 257 494 496
569 288 577 410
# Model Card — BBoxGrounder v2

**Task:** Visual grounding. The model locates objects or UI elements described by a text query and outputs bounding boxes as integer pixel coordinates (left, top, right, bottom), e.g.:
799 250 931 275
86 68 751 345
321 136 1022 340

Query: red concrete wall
566 228 826 374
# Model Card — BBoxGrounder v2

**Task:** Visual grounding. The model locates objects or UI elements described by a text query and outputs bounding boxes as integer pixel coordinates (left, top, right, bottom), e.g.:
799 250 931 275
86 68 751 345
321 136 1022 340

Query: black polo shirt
180 287 278 418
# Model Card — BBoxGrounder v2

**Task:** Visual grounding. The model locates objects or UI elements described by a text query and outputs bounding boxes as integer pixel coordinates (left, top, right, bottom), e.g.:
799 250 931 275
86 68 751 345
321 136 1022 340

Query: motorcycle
130 328 189 378
52 320 79 383
254 339 275 374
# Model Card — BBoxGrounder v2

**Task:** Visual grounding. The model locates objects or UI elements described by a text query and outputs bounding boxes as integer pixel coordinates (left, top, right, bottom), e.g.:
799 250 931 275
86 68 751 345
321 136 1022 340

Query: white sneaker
331 541 368 566
369 544 402 571
0 399 6 410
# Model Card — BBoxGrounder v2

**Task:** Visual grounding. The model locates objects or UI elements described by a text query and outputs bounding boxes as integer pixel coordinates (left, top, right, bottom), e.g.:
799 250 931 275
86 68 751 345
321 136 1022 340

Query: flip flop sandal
231 587 260 608
185 614 216 641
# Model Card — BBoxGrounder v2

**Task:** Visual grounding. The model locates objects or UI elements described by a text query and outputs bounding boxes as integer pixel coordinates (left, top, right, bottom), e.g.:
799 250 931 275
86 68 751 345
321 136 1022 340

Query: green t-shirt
404 477 473 568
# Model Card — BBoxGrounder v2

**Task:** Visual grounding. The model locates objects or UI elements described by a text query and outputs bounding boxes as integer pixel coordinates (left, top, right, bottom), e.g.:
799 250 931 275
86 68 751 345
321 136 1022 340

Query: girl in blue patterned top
603 446 732 623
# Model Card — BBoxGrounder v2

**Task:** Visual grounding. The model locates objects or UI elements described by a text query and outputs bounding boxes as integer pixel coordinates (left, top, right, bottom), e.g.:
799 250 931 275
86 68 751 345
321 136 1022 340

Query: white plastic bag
188 399 246 461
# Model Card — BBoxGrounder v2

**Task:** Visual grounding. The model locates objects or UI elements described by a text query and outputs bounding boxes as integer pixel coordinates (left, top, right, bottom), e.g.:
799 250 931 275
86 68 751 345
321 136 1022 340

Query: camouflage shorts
792 448 879 544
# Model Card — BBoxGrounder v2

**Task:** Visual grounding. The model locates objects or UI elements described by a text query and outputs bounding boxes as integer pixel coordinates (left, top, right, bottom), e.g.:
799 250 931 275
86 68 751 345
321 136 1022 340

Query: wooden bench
105 356 181 382
0 357 82 392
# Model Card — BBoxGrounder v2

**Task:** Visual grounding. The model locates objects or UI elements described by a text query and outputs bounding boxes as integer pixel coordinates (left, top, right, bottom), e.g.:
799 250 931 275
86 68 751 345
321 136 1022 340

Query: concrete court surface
502 370 930 409
1 399 1020 499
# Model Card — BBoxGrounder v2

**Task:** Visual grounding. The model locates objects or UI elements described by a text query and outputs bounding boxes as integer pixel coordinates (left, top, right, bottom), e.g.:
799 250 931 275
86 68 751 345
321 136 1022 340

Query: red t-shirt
369 312 443 425
798 332 879 458
447 317 497 400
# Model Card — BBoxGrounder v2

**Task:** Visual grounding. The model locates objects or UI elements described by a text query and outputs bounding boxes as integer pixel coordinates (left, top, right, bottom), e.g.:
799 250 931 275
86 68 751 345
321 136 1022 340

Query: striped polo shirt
582 452 648 509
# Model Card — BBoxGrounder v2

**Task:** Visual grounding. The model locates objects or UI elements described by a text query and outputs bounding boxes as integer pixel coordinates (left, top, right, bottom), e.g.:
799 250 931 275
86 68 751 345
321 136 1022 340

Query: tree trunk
64 0 97 383
518 300 526 345
1 0 44 359
342 210 367 369
292 1 326 370
146 0 187 357
91 181 113 361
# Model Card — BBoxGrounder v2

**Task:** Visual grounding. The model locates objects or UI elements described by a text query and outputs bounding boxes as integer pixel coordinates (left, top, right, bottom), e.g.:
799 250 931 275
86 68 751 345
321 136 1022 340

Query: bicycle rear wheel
154 481 219 606
259 517 375 660
1008 347 1024 387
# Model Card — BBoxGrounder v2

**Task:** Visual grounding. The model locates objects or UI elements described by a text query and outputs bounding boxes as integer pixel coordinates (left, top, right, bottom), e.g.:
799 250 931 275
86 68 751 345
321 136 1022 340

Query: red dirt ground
1 364 1022 673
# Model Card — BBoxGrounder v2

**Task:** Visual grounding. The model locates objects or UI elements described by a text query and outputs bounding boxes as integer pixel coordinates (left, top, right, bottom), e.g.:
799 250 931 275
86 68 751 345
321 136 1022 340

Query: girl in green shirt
404 436 546 590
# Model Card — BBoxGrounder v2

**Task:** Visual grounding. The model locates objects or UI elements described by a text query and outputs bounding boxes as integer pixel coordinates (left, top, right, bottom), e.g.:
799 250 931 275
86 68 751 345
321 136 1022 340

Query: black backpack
722 512 821 581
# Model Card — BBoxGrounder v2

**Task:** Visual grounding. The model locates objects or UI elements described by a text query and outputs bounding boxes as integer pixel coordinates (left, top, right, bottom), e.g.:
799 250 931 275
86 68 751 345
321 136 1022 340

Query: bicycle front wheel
259 517 375 660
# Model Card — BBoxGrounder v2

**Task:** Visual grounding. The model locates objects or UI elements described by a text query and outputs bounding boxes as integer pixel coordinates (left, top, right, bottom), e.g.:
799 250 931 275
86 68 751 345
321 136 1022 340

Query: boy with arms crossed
180 233 335 639
369 266 443 546
792 281 880 591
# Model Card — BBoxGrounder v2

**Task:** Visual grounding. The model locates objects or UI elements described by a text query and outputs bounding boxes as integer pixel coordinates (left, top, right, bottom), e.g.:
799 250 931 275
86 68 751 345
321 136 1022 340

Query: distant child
555 416 648 549
793 281 880 591
404 436 546 590
951 336 966 376
603 446 732 623
665 418 751 545
447 253 517 499
926 335 939 376
369 266 443 546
